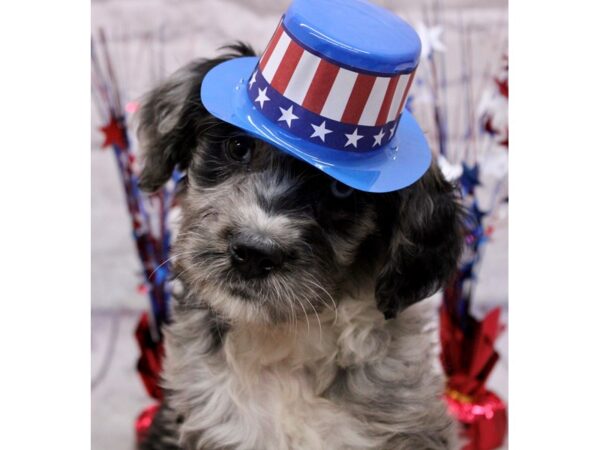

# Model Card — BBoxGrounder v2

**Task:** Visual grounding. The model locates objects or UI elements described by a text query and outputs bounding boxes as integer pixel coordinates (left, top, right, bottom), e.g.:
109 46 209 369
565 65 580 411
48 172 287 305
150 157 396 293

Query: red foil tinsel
440 305 507 449
135 403 160 445
445 390 507 450
135 312 164 401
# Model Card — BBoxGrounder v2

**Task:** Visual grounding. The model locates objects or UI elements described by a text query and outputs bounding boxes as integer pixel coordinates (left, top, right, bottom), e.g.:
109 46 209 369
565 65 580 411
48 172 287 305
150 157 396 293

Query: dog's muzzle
229 233 285 279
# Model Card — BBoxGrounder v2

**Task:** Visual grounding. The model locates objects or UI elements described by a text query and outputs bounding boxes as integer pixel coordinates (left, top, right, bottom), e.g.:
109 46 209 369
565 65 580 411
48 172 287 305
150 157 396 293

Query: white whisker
304 274 338 324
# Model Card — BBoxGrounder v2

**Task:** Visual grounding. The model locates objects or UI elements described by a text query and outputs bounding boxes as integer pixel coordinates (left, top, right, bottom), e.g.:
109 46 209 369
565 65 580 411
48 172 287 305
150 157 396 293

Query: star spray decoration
412 4 508 449
92 28 181 442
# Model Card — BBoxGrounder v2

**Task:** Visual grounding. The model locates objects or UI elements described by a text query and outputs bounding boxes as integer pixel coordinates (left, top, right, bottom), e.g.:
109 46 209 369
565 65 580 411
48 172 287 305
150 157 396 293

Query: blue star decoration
466 227 490 255
464 202 488 252
460 163 481 195
459 261 475 282
469 200 487 226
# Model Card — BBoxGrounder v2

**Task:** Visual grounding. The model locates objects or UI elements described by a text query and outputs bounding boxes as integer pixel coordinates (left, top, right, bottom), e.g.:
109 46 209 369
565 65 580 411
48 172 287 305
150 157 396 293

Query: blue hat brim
200 57 431 193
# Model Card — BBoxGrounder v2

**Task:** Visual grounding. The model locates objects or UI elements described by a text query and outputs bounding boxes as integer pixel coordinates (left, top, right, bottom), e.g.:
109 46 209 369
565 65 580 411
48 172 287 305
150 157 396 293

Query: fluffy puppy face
138 44 464 324
171 131 377 325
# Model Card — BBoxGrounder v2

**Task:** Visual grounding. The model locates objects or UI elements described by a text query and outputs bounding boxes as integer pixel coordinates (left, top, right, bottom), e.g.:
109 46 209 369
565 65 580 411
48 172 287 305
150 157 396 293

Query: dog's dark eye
224 136 255 163
330 180 354 198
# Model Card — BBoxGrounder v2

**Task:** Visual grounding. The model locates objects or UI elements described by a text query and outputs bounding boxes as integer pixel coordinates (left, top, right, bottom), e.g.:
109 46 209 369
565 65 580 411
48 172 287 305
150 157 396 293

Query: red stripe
340 74 376 124
258 23 284 71
394 71 416 119
301 59 340 114
270 40 304 94
375 75 400 126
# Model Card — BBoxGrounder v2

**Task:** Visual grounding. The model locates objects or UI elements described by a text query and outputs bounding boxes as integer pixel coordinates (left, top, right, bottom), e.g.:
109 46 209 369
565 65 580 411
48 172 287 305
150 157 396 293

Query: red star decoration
499 131 508 148
495 77 508 98
483 115 497 136
100 116 128 149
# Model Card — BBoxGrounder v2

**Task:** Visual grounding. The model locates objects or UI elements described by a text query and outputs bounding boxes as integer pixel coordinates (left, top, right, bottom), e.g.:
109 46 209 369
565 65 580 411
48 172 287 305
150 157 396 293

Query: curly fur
137 43 464 450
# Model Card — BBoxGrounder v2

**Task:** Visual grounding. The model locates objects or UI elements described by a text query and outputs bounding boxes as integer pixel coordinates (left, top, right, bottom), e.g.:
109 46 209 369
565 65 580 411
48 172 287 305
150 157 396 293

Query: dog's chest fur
163 293 455 450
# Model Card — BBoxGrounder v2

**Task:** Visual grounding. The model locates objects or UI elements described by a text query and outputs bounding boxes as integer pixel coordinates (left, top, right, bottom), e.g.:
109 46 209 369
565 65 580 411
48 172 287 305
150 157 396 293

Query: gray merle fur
136 44 464 450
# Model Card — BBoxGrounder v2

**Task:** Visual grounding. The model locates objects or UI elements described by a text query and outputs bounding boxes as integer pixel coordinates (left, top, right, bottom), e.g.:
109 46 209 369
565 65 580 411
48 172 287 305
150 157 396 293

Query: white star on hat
344 128 364 148
389 122 397 138
255 87 270 109
278 105 299 128
248 71 257 90
372 128 386 147
310 121 332 142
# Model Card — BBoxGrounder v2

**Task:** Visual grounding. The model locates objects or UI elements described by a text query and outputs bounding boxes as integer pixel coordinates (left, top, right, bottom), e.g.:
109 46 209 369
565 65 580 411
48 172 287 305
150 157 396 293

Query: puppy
137 44 464 450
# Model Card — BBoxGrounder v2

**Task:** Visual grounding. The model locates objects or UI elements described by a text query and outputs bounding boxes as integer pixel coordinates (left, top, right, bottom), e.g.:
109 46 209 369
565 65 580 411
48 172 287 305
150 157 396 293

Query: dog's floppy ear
375 164 465 319
137 43 256 192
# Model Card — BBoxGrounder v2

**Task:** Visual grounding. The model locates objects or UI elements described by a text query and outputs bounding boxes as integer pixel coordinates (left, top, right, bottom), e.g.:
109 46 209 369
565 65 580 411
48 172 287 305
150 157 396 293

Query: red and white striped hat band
247 21 417 152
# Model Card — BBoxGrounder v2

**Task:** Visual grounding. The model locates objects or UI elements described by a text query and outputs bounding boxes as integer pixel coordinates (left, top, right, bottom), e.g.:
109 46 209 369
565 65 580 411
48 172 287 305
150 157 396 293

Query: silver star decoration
255 87 270 109
278 105 299 128
310 121 332 142
372 128 386 147
415 22 446 60
389 122 397 138
248 71 257 89
344 128 364 148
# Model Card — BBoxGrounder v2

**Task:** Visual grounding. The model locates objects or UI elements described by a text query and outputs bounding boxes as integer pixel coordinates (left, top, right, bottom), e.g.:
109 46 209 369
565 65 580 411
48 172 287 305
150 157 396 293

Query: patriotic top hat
201 0 429 193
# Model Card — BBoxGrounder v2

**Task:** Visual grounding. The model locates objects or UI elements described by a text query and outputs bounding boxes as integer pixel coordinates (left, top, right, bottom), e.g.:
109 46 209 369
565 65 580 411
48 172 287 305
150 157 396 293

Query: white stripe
397 72 415 116
262 32 291 83
320 69 358 121
283 51 320 104
386 75 409 122
358 77 390 126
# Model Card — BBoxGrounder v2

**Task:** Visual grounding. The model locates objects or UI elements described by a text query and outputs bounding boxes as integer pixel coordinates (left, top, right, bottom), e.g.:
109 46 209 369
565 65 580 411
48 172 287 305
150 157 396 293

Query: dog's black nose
229 238 285 278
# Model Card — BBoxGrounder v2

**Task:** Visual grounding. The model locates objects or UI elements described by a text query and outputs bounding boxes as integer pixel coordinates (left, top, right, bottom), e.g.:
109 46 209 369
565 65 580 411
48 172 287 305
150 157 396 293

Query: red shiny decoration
135 403 160 444
495 53 508 99
135 313 164 400
499 134 508 149
494 78 508 99
99 115 128 149
482 116 496 136
440 305 507 449
445 390 507 450
482 112 508 149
